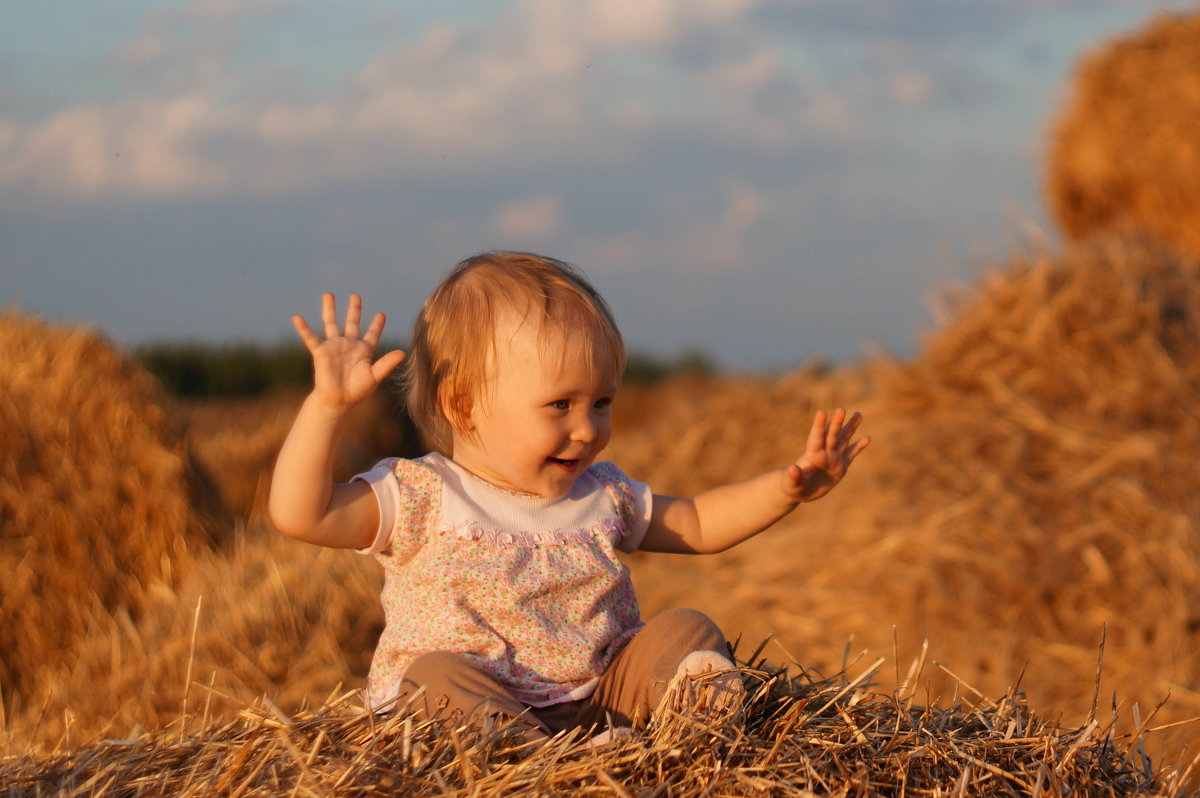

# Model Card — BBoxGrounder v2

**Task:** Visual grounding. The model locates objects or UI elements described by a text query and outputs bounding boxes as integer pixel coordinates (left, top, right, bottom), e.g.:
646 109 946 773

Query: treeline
134 341 713 399
134 341 328 398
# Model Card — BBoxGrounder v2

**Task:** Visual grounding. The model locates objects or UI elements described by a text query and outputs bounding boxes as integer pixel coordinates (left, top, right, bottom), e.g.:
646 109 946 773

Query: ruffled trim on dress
438 517 622 548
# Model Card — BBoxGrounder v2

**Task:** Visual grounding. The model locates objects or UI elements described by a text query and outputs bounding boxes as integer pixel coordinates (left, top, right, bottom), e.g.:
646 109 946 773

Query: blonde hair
404 252 626 455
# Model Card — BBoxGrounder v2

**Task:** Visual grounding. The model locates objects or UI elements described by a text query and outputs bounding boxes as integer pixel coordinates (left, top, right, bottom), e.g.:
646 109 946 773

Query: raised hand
292 292 406 410
782 408 869 503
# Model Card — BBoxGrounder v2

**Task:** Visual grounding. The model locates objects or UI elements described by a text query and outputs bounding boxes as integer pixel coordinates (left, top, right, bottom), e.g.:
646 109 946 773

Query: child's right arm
268 293 406 549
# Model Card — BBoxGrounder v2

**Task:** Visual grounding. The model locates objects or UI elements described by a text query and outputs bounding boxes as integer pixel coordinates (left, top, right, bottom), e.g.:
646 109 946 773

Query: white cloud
580 0 683 48
633 179 768 270
0 0 860 199
115 31 170 71
1 95 236 197
176 0 286 23
690 180 767 268
580 0 758 48
701 48 785 91
890 71 933 107
808 93 853 134
607 98 655 129
491 193 566 239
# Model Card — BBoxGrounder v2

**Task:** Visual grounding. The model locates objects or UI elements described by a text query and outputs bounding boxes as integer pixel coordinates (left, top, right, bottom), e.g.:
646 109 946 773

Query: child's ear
438 386 474 433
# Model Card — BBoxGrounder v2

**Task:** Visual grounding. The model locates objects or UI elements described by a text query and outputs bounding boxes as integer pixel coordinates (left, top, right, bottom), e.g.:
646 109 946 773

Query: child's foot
654 650 746 733
588 725 633 748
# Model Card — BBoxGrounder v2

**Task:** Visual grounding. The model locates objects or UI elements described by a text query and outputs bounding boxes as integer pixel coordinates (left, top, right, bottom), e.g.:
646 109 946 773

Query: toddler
269 252 868 744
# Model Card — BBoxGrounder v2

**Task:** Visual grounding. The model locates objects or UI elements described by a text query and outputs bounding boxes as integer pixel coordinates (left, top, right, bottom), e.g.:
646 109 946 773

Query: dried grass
840 233 1200 766
0 313 220 708
177 389 418 524
7 232 1200 795
1046 10 1200 259
616 233 1200 783
0 527 385 756
3 232 1199 793
5 277 1193 795
610 362 884 500
0 319 414 756
2 646 1187 796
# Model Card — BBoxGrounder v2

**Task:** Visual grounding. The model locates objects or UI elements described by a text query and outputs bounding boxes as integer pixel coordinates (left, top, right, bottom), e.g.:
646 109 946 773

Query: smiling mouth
547 457 581 468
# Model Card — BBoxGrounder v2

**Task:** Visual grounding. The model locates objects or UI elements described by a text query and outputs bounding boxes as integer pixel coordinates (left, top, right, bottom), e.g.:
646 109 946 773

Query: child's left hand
782 409 869 503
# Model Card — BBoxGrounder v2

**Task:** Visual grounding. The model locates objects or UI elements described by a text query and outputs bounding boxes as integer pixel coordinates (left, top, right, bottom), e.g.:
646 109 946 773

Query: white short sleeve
617 477 653 554
351 462 400 556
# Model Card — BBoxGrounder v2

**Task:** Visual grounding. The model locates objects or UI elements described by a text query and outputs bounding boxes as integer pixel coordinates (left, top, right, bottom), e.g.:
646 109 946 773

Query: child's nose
571 412 598 442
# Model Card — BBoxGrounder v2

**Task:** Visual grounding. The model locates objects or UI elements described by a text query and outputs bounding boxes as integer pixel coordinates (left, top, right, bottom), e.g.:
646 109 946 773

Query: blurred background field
2 9 1200 791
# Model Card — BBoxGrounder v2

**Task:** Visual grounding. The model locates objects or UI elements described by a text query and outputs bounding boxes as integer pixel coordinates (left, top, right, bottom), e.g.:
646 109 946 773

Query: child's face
451 310 618 499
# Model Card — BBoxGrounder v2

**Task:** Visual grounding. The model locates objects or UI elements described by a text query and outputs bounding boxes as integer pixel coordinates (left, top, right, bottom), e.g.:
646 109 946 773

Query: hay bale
1046 11 1200 258
178 388 420 523
619 234 1200 774
610 361 882 499
849 233 1200 761
0 528 386 752
0 311 216 705
0 653 1183 796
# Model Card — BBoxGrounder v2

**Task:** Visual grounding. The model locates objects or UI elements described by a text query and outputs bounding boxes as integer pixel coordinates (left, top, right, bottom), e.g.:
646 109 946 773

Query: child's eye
551 399 570 410
593 397 612 411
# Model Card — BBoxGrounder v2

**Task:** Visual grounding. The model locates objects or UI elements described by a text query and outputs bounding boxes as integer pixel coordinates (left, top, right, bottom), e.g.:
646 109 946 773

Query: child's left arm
639 408 869 554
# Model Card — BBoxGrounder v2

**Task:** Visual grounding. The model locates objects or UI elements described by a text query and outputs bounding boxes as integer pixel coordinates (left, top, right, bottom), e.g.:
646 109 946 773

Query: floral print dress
353 452 652 710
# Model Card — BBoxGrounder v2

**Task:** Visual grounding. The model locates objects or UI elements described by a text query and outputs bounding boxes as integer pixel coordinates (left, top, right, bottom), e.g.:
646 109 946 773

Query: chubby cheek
530 423 569 459
594 421 613 454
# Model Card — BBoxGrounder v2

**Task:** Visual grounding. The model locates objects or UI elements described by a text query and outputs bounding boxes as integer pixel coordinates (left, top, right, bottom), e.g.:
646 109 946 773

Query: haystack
3 235 1198 789
616 233 1200 772
873 229 1200 696
1 651 1186 796
0 526 387 752
177 388 419 522
814 233 1200 765
0 312 217 706
1046 11 1200 259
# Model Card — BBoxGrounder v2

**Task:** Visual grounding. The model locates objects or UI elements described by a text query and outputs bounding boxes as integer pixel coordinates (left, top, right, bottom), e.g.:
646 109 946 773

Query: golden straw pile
3 249 1196 794
2 649 1185 796
1047 11 1200 260
0 313 218 704
613 233 1200 785
177 389 419 523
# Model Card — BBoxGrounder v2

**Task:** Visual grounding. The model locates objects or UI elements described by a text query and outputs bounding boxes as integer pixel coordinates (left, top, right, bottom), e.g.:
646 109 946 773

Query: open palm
783 408 869 503
293 292 406 409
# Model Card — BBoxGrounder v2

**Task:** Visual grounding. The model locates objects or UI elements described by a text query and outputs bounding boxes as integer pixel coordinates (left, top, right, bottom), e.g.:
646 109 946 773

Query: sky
0 0 1192 372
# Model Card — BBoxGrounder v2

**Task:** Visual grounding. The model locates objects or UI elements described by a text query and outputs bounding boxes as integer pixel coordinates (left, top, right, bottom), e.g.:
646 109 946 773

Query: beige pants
396 607 729 736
